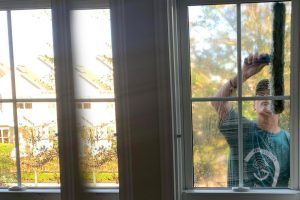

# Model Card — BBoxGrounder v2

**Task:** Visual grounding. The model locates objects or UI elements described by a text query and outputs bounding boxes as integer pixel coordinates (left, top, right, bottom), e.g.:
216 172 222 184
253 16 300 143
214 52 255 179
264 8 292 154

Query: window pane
77 102 118 187
17 102 59 187
0 103 17 187
71 9 114 99
11 10 56 99
242 100 290 188
189 5 237 98
193 101 238 187
0 11 12 99
241 2 291 97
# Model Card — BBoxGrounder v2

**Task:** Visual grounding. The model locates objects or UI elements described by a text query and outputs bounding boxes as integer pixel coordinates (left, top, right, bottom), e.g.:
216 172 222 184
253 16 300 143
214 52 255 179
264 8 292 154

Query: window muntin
70 9 118 188
183 1 292 189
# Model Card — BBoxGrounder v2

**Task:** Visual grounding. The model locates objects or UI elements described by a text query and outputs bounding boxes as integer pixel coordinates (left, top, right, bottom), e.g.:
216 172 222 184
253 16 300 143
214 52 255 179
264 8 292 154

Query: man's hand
242 53 269 81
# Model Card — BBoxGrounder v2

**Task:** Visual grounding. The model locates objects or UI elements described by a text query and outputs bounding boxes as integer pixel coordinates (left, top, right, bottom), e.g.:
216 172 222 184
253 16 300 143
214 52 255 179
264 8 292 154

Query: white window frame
173 0 300 199
0 0 118 200
0 128 10 143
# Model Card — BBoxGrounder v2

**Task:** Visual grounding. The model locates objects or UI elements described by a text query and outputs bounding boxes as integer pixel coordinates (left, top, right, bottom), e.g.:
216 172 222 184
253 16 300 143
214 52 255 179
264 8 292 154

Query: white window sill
0 188 119 193
184 188 300 194
183 189 300 200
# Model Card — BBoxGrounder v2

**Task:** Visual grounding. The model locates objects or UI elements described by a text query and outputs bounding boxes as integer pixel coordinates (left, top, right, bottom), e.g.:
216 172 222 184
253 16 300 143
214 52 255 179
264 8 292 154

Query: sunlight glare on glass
71 9 114 99
11 10 55 99
0 11 12 99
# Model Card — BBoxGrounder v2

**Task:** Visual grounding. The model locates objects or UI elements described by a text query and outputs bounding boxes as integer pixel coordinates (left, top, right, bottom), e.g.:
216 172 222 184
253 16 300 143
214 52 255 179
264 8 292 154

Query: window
0 0 118 195
0 129 10 143
76 102 92 109
0 8 59 188
177 0 299 196
17 103 32 109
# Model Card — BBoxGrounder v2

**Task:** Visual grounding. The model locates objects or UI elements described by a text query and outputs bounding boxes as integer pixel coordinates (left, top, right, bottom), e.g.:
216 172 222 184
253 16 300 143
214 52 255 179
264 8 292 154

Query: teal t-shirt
219 109 290 188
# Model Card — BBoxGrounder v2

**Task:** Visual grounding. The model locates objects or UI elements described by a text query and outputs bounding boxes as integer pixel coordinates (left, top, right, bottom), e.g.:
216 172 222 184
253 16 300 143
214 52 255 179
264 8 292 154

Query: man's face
254 89 272 116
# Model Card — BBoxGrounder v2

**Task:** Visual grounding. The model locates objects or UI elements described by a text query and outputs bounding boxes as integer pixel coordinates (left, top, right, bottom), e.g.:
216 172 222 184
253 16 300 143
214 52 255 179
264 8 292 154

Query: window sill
0 187 119 193
183 189 300 200
184 188 300 194
0 188 119 200
0 188 60 193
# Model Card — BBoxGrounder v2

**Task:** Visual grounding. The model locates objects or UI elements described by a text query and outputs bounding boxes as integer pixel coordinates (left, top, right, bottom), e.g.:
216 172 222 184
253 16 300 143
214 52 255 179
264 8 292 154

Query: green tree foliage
190 3 291 187
0 144 16 186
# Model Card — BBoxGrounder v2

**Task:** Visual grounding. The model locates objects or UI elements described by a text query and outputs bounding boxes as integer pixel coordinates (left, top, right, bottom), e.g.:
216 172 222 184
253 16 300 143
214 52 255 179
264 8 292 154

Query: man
211 53 290 187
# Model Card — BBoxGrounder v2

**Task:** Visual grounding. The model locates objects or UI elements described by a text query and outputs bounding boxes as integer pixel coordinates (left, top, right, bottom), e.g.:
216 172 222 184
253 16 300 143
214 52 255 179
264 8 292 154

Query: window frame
174 0 300 198
0 0 118 200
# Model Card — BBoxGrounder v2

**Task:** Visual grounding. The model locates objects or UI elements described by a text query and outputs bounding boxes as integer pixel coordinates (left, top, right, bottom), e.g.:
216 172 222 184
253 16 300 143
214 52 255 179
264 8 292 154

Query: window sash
178 0 298 191
0 1 118 198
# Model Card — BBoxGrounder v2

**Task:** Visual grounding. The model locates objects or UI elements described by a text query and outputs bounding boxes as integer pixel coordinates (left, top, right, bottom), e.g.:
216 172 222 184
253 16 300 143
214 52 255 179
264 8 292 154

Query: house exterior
0 54 115 154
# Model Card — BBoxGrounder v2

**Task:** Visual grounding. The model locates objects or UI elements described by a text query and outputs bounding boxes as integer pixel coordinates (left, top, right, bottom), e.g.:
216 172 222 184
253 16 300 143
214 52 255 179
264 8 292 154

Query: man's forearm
211 75 245 121
215 75 238 98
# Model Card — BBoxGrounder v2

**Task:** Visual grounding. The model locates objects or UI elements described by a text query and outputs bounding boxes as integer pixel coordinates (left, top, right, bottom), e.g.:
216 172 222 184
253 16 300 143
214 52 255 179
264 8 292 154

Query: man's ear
253 101 256 110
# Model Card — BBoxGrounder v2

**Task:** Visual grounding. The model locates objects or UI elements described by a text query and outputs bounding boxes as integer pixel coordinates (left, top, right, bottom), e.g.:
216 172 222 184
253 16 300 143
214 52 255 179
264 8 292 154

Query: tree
79 122 117 186
19 123 58 186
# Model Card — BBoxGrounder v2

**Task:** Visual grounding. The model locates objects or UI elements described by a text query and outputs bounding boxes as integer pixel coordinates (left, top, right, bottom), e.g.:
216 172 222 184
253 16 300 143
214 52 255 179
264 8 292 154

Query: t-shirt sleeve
284 130 291 145
218 108 239 146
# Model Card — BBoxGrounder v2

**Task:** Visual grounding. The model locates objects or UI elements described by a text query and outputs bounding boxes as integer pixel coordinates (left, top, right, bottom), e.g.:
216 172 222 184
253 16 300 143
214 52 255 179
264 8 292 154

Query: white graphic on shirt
244 148 280 187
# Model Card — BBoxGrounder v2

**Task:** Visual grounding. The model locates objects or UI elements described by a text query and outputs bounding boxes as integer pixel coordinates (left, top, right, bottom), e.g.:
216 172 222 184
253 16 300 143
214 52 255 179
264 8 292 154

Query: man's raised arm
211 53 269 122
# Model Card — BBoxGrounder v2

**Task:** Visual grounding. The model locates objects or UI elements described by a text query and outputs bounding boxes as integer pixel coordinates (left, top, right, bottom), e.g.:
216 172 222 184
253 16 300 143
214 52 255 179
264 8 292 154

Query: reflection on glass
193 101 238 187
76 102 118 187
241 2 291 96
11 10 55 99
0 103 17 187
188 5 237 97
0 12 12 99
71 9 114 99
17 102 59 187
242 100 290 188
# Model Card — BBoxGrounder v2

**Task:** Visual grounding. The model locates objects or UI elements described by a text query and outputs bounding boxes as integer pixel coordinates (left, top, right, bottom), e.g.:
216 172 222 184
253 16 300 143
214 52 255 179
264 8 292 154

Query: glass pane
0 103 17 187
71 9 114 99
17 102 59 187
193 101 238 187
11 10 56 99
242 100 290 188
189 5 237 98
77 102 118 187
241 2 291 96
0 11 12 99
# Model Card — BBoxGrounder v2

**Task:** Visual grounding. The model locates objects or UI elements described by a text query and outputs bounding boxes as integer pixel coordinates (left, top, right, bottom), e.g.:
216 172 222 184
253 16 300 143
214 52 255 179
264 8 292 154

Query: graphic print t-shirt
219 109 290 187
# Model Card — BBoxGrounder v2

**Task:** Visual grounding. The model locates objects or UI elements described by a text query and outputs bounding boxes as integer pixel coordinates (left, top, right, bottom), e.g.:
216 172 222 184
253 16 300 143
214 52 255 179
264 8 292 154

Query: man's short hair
256 79 270 95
